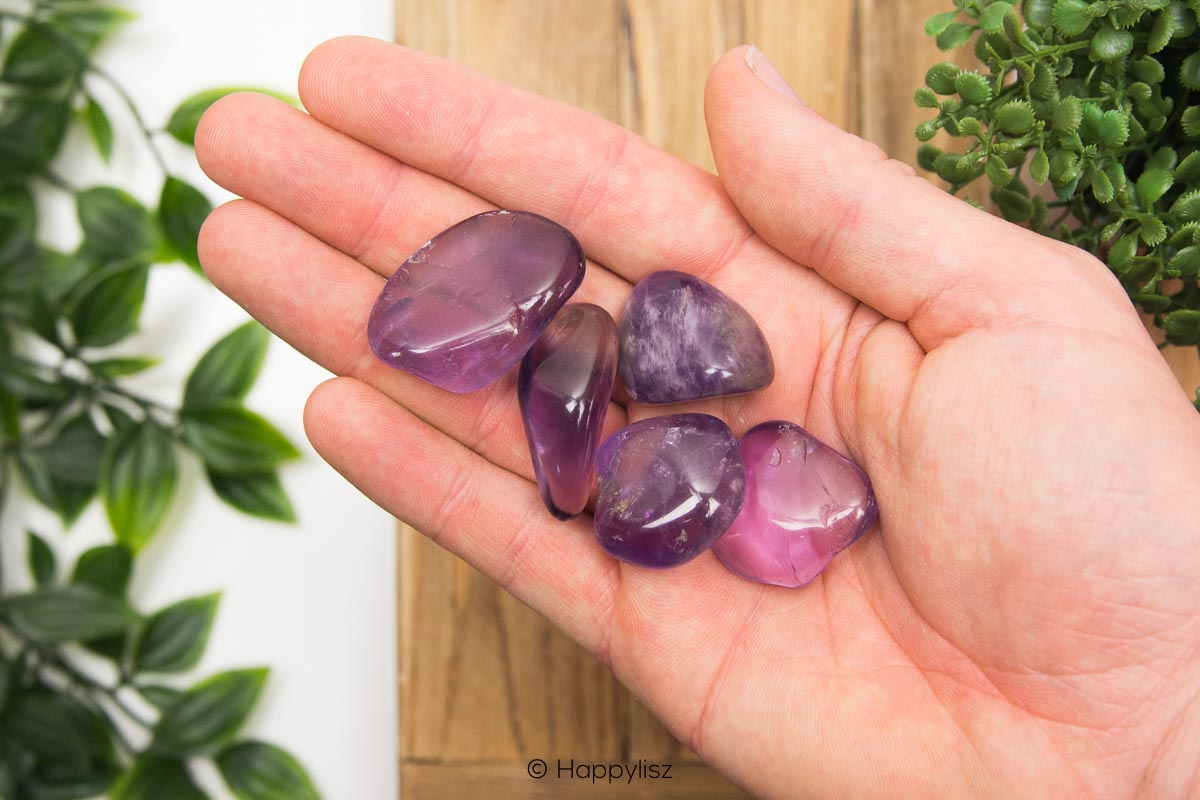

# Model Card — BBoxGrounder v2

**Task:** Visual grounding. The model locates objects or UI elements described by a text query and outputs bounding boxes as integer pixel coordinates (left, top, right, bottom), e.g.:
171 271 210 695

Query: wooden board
393 2 1200 797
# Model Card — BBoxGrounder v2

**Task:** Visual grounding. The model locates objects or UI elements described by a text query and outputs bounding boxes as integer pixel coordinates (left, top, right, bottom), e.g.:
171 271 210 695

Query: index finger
297 36 753 282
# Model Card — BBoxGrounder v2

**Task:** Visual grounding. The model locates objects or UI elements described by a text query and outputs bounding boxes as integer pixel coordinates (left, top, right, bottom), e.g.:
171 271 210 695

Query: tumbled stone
594 413 745 568
519 303 618 520
368 210 585 393
712 421 877 588
618 270 774 404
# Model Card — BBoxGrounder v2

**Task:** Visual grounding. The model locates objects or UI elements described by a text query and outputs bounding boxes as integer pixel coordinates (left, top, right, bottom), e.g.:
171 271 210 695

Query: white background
2 1 398 798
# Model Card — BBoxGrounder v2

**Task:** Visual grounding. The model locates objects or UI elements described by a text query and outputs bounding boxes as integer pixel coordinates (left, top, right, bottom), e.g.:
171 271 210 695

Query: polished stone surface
519 303 618 520
368 210 585 393
594 413 745 568
618 270 774 404
712 421 877 588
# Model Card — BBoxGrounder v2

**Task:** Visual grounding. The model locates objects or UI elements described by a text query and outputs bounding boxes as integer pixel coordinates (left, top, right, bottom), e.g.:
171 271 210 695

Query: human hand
195 38 1200 798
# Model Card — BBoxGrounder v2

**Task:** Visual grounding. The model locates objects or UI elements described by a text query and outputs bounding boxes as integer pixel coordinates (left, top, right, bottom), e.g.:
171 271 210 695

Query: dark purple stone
712 421 877 588
519 303 618 520
594 414 745 568
618 271 774 404
367 210 585 393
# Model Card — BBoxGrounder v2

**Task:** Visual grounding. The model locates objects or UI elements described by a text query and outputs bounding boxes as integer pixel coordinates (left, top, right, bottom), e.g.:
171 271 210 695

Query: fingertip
298 35 393 115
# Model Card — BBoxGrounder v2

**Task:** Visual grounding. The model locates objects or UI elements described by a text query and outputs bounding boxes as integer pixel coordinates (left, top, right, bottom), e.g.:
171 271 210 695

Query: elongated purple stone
712 421 877 588
367 210 585 393
594 414 745 568
519 304 618 520
619 271 773 404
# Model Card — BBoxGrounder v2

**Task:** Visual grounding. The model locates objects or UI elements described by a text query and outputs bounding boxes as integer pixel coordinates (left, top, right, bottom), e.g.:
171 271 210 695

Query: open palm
195 38 1200 798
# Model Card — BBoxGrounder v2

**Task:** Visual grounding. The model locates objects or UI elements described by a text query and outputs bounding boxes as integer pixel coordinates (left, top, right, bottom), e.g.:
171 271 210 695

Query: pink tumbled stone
712 421 877 588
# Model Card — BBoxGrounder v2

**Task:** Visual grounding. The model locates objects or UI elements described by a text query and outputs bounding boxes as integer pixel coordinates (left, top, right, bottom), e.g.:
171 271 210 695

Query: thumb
704 45 1143 350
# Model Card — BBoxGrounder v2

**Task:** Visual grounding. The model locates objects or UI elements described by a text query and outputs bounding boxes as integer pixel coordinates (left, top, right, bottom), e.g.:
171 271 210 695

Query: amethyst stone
367 210 585 393
712 421 877 588
518 303 618 520
594 414 745 568
618 271 774 404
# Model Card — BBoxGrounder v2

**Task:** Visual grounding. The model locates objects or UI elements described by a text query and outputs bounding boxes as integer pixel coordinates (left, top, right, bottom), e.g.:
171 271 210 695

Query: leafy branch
0 1 319 797
915 0 1200 410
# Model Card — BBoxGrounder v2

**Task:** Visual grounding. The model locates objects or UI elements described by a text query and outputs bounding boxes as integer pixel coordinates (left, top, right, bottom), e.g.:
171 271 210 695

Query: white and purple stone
518 303 618 520
367 210 585 393
712 421 877 588
618 271 774 404
594 413 745 568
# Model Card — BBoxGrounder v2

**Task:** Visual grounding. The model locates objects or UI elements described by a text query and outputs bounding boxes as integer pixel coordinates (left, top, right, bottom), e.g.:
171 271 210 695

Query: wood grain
393 1 1200 797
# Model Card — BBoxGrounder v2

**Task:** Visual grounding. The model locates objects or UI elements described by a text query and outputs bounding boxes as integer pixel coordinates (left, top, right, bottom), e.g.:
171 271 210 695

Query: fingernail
746 45 801 103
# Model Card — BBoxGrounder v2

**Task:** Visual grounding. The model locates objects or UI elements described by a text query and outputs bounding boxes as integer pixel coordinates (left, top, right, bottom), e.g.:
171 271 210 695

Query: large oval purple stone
618 271 774 404
594 414 745 568
518 303 618 520
712 421 877 588
367 210 585 393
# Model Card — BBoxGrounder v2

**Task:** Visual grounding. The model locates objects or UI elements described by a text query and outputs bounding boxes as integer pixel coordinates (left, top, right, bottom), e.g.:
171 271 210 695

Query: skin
194 38 1200 799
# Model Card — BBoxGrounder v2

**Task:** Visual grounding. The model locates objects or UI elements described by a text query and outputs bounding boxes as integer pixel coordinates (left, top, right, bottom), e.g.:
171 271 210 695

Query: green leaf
979 2 1014 33
1030 148 1050 185
0 185 37 266
1169 245 1200 279
924 10 959 36
217 741 320 800
1090 167 1115 203
985 156 1014 187
1182 106 1200 138
916 143 941 171
76 187 156 259
1081 107 1129 149
90 356 160 379
70 261 149 347
1174 190 1200 220
1030 61 1056 100
1139 216 1167 246
51 5 137 53
151 668 269 756
166 88 294 146
1132 55 1166 84
183 322 271 409
991 187 1034 221
71 544 133 596
208 469 296 522
954 71 992 104
995 100 1035 134
1148 8 1177 52
182 405 299 474
914 121 938 142
925 62 960 94
26 530 56 586
0 97 69 177
138 684 185 711
914 87 938 109
20 414 106 525
1108 234 1138 270
1 26 79 87
111 756 207 800
85 97 114 162
1052 0 1093 35
1131 291 1172 312
158 177 213 273
101 421 178 551
135 593 220 674
936 22 975 50
6 585 134 643
1051 96 1082 135
4 688 115 775
1024 0 1055 28
1165 310 1200 345
1136 168 1173 207
1092 22 1134 62
1148 147 1177 172
1182 53 1200 91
